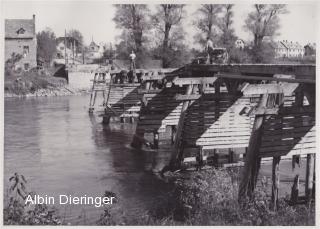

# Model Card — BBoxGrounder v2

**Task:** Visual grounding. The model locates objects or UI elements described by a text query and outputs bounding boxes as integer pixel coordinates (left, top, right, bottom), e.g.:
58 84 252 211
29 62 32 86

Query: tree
244 4 288 62
66 29 84 52
37 28 57 66
193 4 222 47
217 4 237 50
113 4 150 54
152 4 185 67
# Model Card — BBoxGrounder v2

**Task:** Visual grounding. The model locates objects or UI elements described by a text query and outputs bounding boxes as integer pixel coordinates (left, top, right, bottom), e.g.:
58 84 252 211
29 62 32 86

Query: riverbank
98 168 315 226
4 86 88 98
4 70 90 98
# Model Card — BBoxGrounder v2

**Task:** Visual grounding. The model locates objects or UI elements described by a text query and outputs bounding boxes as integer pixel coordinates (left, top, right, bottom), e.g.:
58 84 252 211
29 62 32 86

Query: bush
4 173 62 225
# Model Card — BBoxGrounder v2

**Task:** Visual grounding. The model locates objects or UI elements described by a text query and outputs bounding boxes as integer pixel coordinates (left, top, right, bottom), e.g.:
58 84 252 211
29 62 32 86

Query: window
23 46 29 57
24 63 29 70
17 28 25 34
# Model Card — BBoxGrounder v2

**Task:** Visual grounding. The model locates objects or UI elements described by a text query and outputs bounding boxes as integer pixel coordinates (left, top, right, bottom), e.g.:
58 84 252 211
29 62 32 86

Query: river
4 95 172 225
4 94 308 225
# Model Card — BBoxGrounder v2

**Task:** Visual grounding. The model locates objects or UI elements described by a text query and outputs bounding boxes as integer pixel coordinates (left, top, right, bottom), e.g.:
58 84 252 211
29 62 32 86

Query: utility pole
64 29 67 66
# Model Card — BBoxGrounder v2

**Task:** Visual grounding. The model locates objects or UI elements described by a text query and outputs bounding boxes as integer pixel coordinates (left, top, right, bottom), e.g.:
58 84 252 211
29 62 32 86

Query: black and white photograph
2 0 317 226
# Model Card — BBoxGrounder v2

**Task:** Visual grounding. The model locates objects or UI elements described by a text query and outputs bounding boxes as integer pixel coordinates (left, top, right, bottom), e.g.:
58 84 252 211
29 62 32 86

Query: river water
4 94 308 225
4 95 172 225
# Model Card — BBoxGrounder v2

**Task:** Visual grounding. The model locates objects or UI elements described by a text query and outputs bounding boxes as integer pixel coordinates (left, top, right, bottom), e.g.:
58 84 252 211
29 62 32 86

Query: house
271 40 304 58
304 43 316 56
234 39 245 49
87 40 104 59
270 41 288 58
281 40 304 58
5 15 37 71
55 36 80 63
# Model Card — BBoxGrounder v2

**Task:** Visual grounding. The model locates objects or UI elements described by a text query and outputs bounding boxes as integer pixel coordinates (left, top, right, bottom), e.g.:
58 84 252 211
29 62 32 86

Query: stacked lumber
136 86 186 133
259 105 315 158
105 83 142 117
181 93 257 161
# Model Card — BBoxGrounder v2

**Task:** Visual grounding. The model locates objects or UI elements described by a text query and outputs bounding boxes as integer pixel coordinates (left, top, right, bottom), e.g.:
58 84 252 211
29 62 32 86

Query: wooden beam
173 77 217 86
271 156 281 211
175 94 201 101
215 73 315 84
142 74 166 81
238 94 269 203
170 84 195 167
188 63 315 79
138 89 163 94
175 93 240 101
305 153 315 204
242 83 299 96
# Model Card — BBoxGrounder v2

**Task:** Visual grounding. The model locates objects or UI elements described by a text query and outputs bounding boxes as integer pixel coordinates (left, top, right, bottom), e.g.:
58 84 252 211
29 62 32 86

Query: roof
89 41 99 47
304 43 316 50
280 41 303 50
5 19 35 39
56 37 79 45
269 41 286 49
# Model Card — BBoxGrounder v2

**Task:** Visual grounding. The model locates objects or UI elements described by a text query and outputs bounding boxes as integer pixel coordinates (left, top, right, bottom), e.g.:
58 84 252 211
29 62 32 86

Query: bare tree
217 4 236 50
244 4 288 48
113 4 150 53
193 4 222 46
153 4 185 67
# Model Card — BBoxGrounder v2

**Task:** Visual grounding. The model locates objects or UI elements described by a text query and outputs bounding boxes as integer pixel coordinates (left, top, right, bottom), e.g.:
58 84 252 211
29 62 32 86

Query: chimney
33 14 36 35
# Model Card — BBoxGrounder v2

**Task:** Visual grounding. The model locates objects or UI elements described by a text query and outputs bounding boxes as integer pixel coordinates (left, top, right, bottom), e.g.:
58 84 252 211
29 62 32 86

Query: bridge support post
238 93 269 204
170 84 195 167
305 153 315 205
271 156 281 211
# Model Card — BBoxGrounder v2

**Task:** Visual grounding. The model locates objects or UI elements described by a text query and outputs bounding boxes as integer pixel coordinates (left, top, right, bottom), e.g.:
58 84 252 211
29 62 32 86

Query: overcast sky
2 1 318 47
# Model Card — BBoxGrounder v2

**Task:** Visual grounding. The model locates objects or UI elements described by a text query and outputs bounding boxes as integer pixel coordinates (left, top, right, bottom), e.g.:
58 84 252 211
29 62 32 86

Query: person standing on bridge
129 50 136 71
206 37 214 64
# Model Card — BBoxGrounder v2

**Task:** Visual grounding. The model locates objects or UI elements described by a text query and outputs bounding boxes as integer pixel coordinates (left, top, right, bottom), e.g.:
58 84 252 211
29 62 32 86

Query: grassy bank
98 168 315 226
4 69 73 97
4 168 314 226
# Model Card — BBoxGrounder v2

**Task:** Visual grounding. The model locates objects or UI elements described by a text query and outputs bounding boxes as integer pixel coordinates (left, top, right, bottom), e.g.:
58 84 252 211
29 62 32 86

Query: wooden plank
271 156 281 211
260 147 315 158
173 77 218 86
239 94 268 203
305 153 315 204
215 73 315 84
242 83 299 96
171 84 195 166
175 94 201 101
142 74 166 81
188 64 315 80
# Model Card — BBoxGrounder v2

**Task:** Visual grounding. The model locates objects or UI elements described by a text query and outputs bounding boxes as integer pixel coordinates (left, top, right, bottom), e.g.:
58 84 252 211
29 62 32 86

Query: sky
2 1 318 48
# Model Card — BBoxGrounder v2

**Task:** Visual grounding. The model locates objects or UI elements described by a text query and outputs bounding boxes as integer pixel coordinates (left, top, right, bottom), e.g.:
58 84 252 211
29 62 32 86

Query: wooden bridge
89 63 315 207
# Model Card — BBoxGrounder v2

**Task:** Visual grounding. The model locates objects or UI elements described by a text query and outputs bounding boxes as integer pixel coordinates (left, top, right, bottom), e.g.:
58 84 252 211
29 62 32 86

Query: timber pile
136 85 185 133
181 94 256 164
259 105 315 158
104 83 141 118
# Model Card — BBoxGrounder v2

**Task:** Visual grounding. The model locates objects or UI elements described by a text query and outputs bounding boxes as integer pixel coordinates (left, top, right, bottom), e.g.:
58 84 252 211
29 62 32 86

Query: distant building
5 15 37 71
86 40 104 60
270 41 287 58
234 39 245 50
304 43 316 56
55 37 80 64
281 40 304 58
271 40 304 58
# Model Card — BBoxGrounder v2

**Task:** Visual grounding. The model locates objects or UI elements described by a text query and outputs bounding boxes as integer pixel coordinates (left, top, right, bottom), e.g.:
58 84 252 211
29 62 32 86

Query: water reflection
4 95 171 225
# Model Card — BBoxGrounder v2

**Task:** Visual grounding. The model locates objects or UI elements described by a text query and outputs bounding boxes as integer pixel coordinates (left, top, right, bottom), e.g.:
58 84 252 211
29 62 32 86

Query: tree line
112 4 288 67
37 4 288 68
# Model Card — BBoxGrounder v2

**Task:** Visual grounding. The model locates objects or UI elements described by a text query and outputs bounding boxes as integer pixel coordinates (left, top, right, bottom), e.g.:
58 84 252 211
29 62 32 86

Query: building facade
234 39 245 50
304 43 316 56
5 15 37 71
